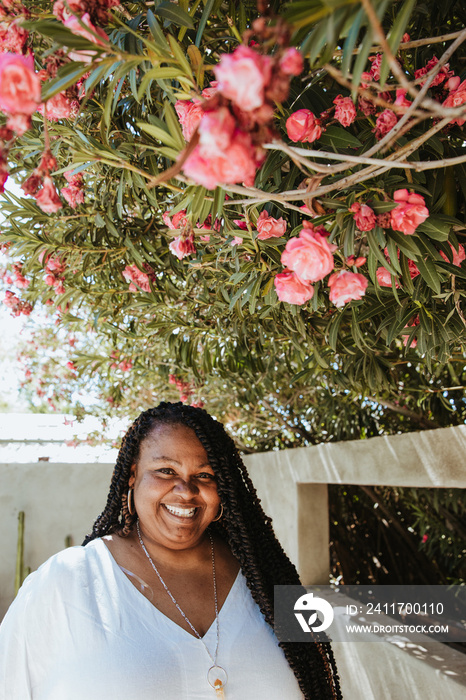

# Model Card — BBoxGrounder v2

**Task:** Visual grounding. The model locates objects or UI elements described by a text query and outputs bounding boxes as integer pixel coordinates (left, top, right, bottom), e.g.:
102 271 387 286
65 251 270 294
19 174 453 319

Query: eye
155 467 176 476
197 472 216 481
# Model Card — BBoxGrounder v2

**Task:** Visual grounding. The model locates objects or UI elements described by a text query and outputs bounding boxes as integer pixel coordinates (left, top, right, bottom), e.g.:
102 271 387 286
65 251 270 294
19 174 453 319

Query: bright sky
0 180 120 463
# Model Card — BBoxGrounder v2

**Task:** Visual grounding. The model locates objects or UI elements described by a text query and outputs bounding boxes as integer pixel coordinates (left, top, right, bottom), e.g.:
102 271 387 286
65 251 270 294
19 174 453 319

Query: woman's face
129 422 221 550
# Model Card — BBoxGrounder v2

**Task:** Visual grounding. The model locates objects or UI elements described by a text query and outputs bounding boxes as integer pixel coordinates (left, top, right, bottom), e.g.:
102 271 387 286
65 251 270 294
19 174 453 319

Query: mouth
162 504 198 519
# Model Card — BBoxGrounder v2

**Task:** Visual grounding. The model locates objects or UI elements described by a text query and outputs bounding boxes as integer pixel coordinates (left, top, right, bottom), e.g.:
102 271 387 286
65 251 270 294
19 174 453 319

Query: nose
172 478 199 497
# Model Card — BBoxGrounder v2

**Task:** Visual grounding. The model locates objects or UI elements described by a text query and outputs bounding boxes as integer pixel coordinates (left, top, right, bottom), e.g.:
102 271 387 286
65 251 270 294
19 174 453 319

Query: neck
131 523 212 571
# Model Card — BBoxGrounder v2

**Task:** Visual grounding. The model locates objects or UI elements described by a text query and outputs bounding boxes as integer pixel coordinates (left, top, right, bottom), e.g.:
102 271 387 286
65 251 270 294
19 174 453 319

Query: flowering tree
0 0 466 438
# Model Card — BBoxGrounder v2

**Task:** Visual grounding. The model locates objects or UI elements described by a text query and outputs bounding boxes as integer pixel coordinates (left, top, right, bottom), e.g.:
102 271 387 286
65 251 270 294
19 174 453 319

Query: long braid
83 402 342 699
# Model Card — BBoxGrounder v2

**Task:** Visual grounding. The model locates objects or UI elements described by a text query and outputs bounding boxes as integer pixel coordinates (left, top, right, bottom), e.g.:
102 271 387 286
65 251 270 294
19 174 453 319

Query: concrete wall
2 424 466 616
1 425 466 700
0 462 114 619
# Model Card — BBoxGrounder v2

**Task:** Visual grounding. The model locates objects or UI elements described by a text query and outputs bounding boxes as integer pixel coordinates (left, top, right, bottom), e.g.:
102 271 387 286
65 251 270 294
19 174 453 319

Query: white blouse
0 538 304 699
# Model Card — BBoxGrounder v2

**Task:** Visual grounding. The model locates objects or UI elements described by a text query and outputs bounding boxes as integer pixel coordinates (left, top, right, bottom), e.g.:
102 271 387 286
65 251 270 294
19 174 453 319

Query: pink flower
230 236 242 246
118 360 132 372
422 534 428 543
175 99 204 142
390 189 429 235
415 57 453 87
123 264 151 292
40 92 80 121
358 96 376 117
35 176 62 213
440 242 466 267
256 210 287 240
368 54 382 81
349 202 376 231
63 13 108 63
281 224 337 283
346 255 366 268
213 45 272 112
374 109 397 139
376 266 394 287
286 109 322 143
394 89 411 113
162 209 188 230
61 172 85 208
198 107 236 157
274 269 314 305
279 48 304 76
443 78 466 126
183 131 262 189
0 21 29 54
333 95 356 127
0 53 41 116
6 113 31 135
169 234 196 260
328 270 368 307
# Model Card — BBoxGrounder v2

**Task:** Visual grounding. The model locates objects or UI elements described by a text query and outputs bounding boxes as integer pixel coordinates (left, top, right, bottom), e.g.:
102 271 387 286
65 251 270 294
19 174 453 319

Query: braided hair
83 402 342 700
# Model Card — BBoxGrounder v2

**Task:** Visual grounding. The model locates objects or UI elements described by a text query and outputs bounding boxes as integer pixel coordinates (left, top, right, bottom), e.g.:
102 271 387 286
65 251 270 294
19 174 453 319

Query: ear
128 463 136 489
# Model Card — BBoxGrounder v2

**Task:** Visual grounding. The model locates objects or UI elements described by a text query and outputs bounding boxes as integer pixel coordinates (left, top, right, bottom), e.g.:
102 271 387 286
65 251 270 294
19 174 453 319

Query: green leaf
154 1 194 28
415 257 442 294
416 216 452 242
388 230 421 258
379 0 416 86
147 9 170 51
42 63 90 101
195 0 215 47
319 126 362 150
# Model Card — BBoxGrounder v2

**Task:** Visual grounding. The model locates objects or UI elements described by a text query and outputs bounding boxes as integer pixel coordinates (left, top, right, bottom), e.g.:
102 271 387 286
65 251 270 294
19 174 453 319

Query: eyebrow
151 457 213 469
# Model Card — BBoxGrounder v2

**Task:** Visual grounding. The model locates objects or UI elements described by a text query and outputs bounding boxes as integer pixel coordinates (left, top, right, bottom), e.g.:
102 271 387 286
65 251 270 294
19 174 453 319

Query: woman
0 402 342 699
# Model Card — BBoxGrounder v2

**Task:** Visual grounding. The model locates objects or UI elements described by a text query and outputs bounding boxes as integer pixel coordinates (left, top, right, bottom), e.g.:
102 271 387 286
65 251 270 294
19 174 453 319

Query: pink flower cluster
349 202 376 231
40 251 67 295
179 41 304 189
53 0 120 26
390 189 429 235
275 221 368 307
3 289 32 316
122 263 155 292
415 56 453 88
443 76 466 126
0 52 41 135
0 19 29 55
61 171 85 208
11 262 29 288
21 150 63 213
169 234 196 261
169 373 193 403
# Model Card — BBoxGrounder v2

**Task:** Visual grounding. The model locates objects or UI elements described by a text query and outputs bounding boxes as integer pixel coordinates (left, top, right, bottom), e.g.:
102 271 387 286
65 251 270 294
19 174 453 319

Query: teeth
164 504 196 518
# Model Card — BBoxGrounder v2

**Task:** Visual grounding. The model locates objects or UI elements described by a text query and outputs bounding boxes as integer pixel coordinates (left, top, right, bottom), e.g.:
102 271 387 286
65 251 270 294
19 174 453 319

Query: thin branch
359 0 415 95
373 399 440 429
331 30 465 56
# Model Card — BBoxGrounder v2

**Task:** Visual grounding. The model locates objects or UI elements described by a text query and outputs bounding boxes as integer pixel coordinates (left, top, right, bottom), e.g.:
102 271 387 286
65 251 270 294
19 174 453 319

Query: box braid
83 402 342 700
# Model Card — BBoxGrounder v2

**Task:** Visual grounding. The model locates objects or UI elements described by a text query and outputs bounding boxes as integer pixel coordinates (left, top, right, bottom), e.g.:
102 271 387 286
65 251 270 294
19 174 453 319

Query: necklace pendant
208 665 227 693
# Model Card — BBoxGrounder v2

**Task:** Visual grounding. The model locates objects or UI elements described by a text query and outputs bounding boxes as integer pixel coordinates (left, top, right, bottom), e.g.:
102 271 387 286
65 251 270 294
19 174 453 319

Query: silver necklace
136 520 228 697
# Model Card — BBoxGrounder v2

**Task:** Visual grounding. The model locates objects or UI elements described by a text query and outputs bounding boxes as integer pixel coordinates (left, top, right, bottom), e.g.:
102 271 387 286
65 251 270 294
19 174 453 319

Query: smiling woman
0 402 342 700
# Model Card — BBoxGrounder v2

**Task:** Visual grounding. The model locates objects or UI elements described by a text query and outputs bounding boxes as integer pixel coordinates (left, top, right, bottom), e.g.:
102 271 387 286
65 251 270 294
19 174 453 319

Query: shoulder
11 539 108 610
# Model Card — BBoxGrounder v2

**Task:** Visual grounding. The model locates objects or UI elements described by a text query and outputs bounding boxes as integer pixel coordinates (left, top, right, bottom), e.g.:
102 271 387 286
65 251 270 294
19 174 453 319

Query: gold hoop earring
127 488 135 516
212 503 223 522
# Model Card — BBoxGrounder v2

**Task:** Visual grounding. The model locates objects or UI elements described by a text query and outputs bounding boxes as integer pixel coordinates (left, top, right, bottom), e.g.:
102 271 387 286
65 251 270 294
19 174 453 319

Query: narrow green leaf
319 126 362 150
416 216 452 242
415 257 442 294
379 0 416 86
195 0 215 47
154 1 194 28
147 9 170 50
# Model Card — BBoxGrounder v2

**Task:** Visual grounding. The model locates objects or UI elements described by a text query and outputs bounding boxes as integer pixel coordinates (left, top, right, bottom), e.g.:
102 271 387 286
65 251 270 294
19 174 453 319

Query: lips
162 504 198 519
